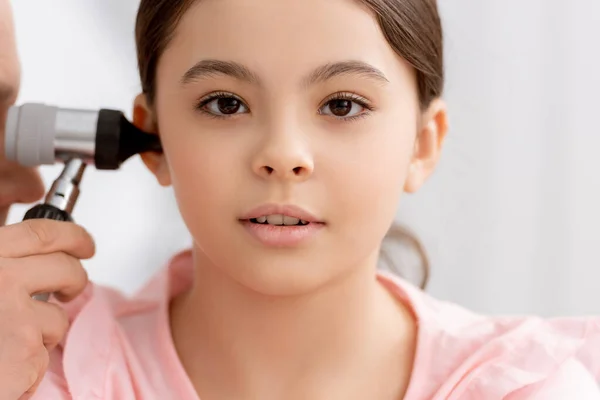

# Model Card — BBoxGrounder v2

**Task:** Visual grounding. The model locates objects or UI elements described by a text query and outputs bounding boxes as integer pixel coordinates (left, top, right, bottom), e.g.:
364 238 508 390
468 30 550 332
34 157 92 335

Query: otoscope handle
23 204 75 302
22 159 84 301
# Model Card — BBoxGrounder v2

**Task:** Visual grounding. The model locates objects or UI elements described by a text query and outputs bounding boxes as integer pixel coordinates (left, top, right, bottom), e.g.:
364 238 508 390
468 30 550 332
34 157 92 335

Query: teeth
266 214 284 225
283 216 300 225
253 214 307 226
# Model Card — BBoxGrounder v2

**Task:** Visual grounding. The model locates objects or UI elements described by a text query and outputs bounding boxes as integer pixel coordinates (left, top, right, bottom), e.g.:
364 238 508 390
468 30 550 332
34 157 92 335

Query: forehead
163 0 405 81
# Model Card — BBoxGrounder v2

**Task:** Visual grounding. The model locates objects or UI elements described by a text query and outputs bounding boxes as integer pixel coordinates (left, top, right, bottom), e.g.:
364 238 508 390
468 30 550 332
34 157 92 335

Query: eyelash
319 92 375 122
195 91 375 122
195 91 246 120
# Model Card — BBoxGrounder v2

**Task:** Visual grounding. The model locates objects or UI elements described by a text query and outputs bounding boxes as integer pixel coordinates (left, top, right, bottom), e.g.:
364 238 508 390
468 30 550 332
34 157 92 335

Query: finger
31 300 70 349
3 328 49 400
17 350 49 400
0 252 89 301
0 219 95 259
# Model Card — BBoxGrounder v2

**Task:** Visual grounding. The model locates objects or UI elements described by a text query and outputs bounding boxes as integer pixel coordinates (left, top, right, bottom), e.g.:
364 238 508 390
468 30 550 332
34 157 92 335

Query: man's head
0 0 45 224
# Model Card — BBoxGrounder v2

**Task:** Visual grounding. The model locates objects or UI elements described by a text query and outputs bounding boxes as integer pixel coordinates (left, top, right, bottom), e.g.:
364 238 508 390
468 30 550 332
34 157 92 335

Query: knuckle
53 306 70 336
61 252 87 281
75 225 95 255
53 255 88 300
22 220 55 249
56 251 74 267
36 347 50 371
18 325 42 352
77 258 89 279
23 366 39 393
24 351 48 389
75 266 89 290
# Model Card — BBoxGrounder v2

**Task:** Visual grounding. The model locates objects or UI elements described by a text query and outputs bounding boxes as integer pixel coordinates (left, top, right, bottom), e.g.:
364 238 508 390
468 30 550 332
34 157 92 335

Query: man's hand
0 219 95 399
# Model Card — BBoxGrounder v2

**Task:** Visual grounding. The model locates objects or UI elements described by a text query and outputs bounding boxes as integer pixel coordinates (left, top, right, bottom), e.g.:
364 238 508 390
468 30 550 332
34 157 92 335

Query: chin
189 222 378 297
236 254 341 297
204 245 345 297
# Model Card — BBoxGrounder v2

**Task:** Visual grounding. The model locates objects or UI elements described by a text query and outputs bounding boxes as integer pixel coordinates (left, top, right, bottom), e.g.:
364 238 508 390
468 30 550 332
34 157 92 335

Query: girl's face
137 0 447 295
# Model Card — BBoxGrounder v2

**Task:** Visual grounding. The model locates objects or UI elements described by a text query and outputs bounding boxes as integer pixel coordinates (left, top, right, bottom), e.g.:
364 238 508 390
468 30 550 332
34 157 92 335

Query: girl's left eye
198 93 249 117
318 94 372 119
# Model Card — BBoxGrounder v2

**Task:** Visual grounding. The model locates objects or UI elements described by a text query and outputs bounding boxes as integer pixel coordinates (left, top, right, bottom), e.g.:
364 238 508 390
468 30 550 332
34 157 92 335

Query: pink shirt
34 250 600 399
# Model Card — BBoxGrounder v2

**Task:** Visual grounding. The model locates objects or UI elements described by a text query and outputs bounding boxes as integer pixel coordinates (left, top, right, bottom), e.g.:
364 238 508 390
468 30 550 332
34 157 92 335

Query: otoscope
5 103 162 301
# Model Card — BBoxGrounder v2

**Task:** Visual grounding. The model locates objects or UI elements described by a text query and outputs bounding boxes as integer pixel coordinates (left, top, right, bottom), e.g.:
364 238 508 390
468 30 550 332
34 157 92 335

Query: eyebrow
302 60 389 87
180 59 389 87
181 59 261 85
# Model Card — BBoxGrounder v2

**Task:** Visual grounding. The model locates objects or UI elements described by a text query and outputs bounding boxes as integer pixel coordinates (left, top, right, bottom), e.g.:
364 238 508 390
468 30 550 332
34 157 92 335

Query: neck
171 246 414 399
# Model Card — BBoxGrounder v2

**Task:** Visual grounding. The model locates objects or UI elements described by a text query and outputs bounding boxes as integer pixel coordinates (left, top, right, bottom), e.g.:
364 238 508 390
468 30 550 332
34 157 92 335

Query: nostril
259 165 309 178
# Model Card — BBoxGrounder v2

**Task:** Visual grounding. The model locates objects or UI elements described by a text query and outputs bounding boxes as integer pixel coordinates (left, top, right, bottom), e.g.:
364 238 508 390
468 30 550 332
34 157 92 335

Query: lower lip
240 220 324 247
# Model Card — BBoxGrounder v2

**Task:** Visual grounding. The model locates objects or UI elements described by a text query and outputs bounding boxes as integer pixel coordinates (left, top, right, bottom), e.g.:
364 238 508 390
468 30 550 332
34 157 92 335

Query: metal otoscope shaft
23 159 87 301
5 103 163 302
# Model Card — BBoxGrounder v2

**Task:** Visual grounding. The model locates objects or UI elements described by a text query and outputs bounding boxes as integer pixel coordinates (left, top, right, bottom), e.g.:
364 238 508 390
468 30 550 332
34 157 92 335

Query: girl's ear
404 99 449 193
133 94 172 187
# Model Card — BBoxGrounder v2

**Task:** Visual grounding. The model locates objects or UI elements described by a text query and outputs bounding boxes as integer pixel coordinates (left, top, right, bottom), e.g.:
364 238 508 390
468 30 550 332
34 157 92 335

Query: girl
31 0 600 398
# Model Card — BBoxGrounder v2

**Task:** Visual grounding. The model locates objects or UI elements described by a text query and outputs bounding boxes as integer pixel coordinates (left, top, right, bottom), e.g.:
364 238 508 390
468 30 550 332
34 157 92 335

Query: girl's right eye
196 92 250 118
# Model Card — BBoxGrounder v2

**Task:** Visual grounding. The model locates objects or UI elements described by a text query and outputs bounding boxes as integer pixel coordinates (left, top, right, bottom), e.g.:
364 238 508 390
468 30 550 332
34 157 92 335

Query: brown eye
328 99 353 117
319 95 368 119
216 98 242 114
200 93 249 116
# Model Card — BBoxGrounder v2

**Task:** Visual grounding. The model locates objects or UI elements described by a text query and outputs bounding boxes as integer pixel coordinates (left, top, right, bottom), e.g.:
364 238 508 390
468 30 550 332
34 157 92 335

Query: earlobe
133 94 172 187
404 99 448 193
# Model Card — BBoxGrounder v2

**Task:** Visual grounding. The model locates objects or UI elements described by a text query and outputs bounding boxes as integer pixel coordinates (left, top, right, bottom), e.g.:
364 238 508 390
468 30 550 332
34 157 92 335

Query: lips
251 214 309 226
239 204 325 246
240 204 323 224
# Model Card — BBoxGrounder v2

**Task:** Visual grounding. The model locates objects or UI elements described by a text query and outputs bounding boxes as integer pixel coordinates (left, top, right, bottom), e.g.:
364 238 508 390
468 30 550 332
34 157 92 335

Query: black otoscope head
5 103 162 169
4 103 162 302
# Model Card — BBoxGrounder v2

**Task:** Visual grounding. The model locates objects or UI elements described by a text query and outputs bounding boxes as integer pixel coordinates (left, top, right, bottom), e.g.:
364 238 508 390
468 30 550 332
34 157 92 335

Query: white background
8 0 600 316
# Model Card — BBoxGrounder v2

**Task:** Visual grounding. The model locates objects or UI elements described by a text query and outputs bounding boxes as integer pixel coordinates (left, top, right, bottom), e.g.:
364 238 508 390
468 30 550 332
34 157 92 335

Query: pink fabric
33 250 600 399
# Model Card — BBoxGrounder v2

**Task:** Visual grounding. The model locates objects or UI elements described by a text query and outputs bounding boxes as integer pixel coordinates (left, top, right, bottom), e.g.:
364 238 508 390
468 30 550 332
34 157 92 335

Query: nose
252 127 314 182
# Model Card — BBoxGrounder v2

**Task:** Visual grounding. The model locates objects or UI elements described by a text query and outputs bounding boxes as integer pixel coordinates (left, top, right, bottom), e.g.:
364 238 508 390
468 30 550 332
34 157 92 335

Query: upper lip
240 204 323 223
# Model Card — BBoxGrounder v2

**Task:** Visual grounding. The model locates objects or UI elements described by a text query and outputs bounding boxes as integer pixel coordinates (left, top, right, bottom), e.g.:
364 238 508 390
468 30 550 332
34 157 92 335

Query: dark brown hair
135 0 443 288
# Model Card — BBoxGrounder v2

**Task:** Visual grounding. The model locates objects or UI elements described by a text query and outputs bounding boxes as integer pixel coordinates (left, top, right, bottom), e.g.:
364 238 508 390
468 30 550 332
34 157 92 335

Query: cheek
322 117 415 240
158 118 247 237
